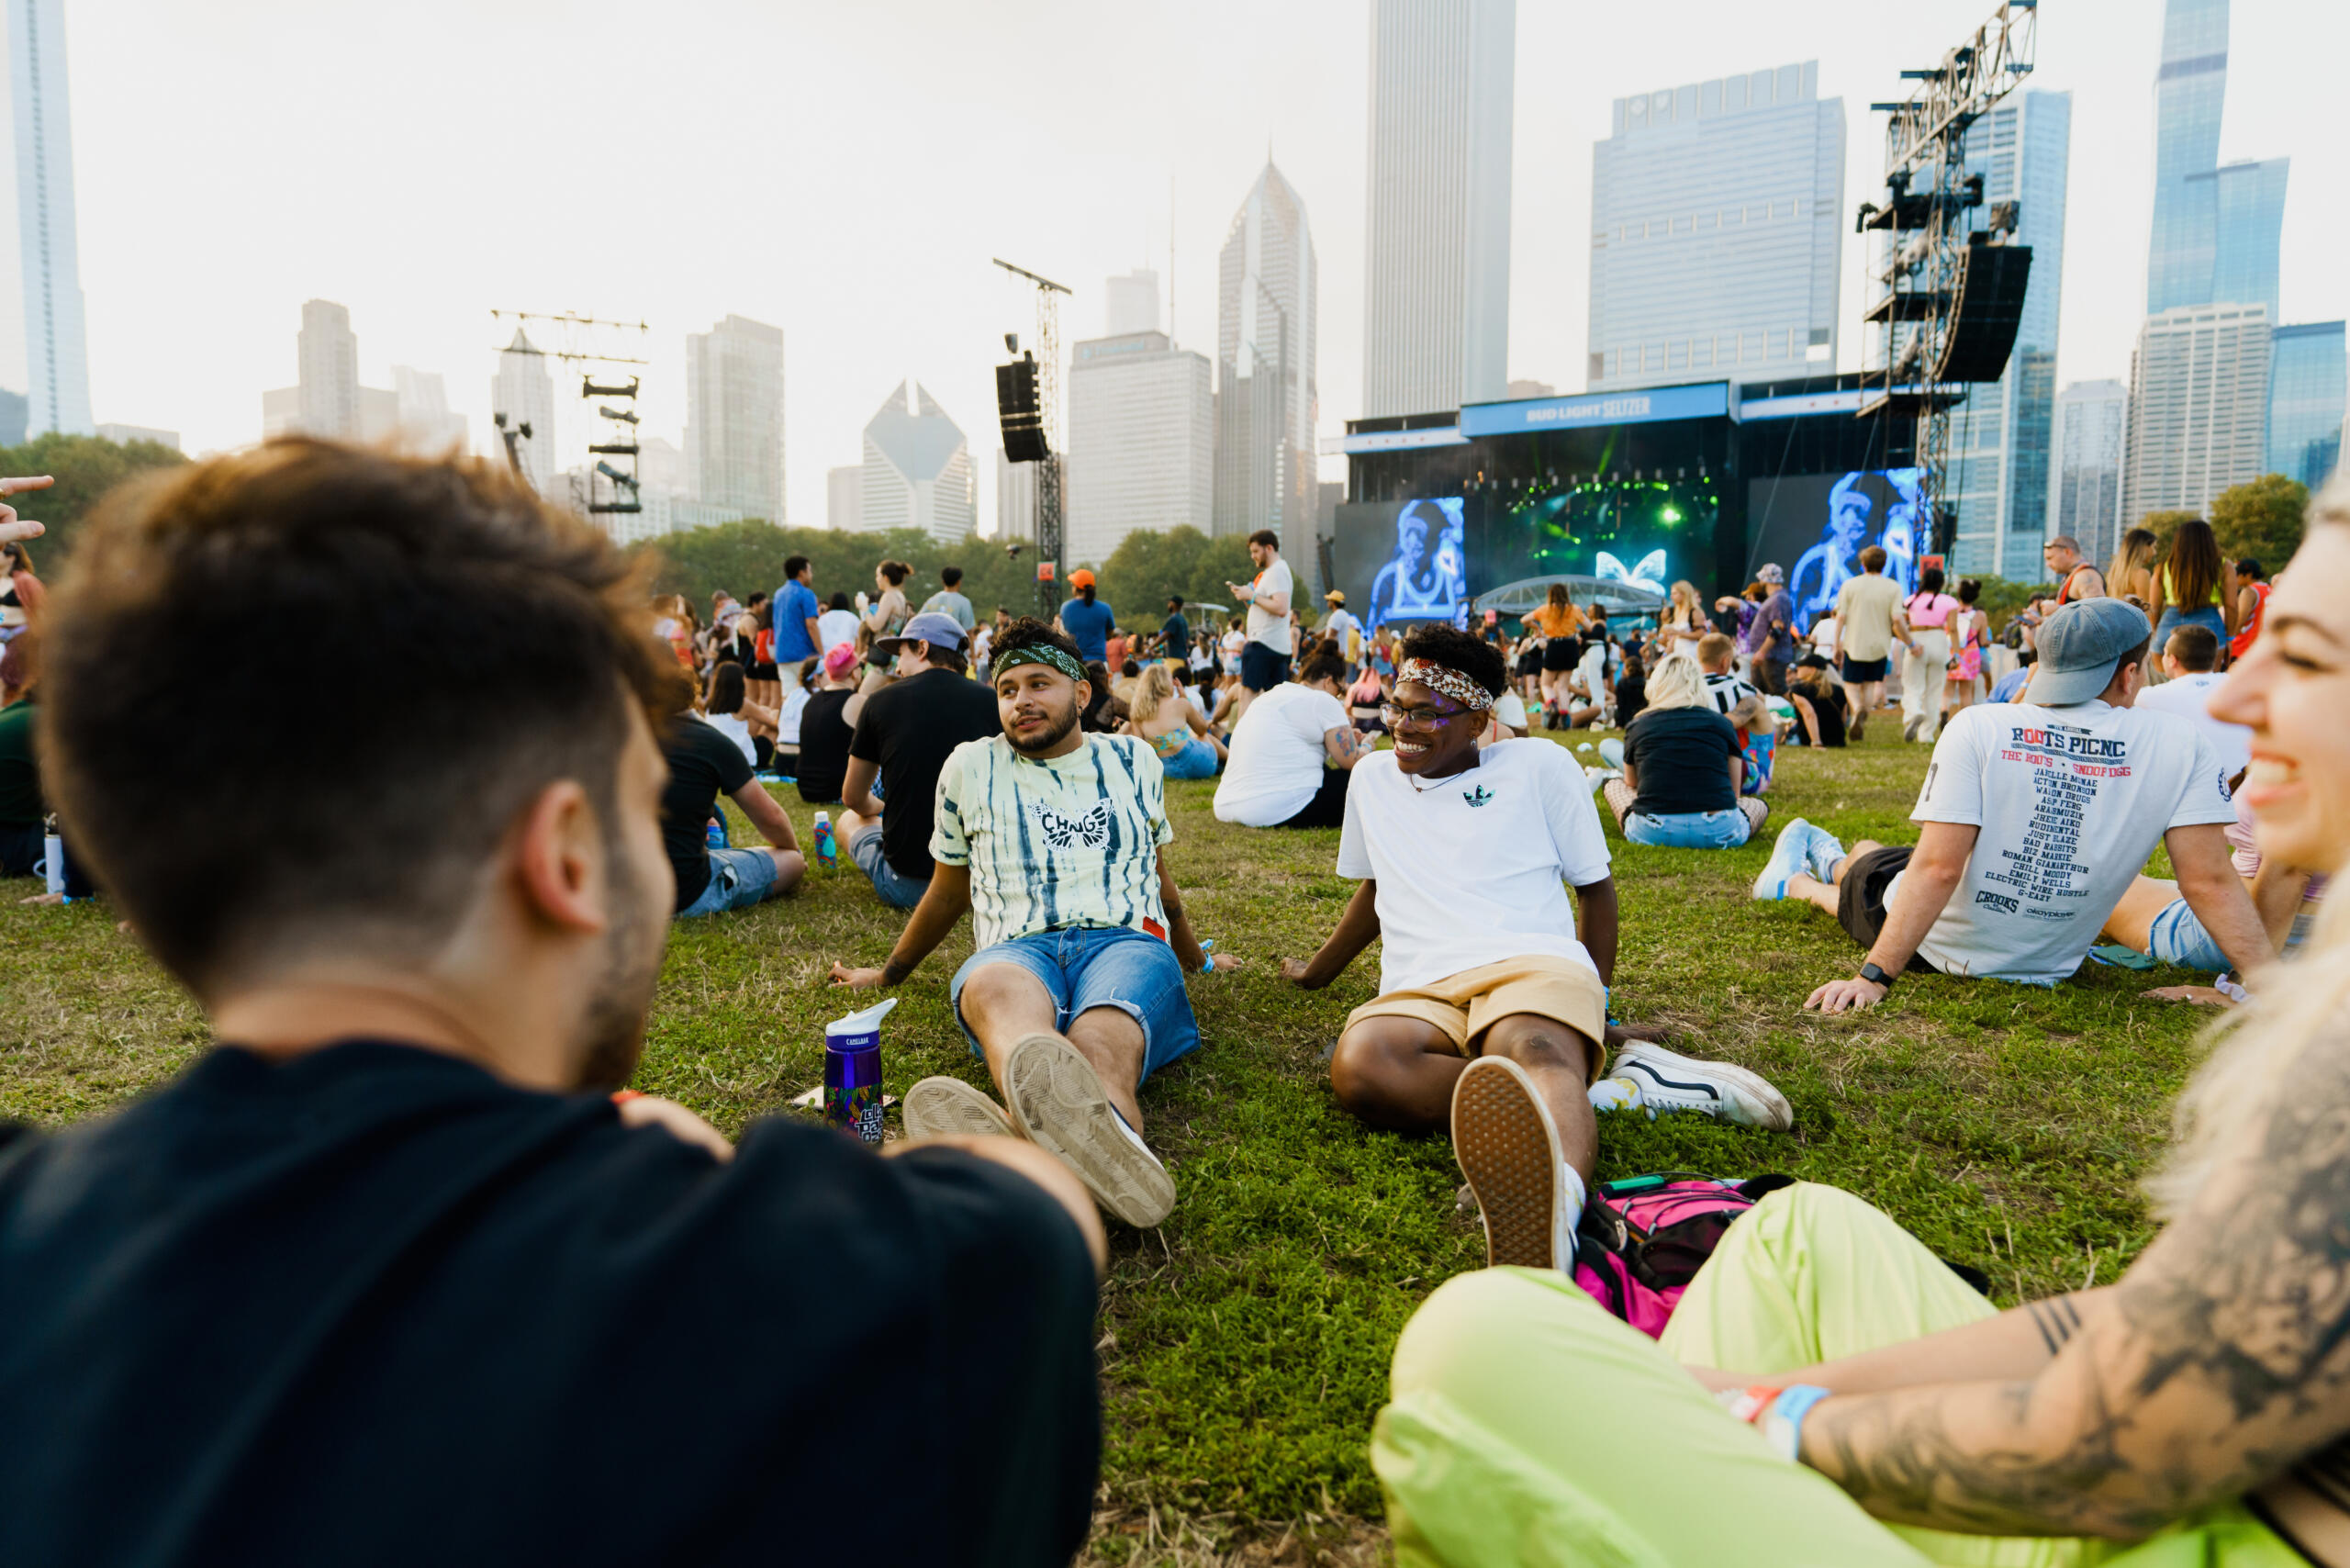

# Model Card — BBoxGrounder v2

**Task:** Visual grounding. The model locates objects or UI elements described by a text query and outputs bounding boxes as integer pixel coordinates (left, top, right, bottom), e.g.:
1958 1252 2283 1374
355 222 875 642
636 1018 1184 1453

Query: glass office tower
2268 323 2345 489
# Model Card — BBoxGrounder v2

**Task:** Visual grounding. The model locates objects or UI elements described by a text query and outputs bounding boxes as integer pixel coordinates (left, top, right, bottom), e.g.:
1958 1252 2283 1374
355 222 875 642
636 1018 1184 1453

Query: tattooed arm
1800 1033 2350 1539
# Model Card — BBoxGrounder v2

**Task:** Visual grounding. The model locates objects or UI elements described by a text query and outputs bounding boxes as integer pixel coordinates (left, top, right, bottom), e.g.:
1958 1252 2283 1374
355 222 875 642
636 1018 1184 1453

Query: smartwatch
1857 961 1897 991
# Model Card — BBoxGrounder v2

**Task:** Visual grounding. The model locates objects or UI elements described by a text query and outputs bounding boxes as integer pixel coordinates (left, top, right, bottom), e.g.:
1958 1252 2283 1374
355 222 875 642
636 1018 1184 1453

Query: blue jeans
1158 736 1221 780
1624 809 1753 849
848 823 929 911
950 924 1202 1083
2146 897 2230 970
2153 604 2225 651
675 846 782 918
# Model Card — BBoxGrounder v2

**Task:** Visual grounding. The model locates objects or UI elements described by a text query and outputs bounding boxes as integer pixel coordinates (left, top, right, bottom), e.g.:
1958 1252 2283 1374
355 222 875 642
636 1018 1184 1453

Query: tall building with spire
2143 0 2285 321
1 0 93 434
859 381 974 542
1360 0 1514 417
1214 162 1316 543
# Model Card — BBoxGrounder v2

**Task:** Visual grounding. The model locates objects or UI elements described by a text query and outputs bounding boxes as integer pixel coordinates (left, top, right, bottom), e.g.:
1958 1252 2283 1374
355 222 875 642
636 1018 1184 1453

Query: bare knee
1480 1021 1597 1082
1329 1026 1451 1128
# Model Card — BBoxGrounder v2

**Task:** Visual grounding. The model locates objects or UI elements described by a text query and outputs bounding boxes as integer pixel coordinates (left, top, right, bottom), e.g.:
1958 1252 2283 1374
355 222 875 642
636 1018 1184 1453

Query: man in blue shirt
1057 569 1114 663
773 555 822 667
919 566 977 633
1159 596 1190 660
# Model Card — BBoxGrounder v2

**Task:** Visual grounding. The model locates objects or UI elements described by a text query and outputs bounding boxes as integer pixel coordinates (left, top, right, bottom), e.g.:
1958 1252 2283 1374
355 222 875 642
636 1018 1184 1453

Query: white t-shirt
2131 671 2250 780
816 608 859 654
1896 700 2237 984
1248 558 1295 655
1213 682 1349 826
699 710 757 767
777 686 811 745
1337 741 1614 995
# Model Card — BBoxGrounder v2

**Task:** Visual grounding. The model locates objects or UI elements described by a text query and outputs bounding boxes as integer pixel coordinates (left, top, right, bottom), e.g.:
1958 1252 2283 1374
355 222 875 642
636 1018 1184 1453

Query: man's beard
1006 693 1082 757
572 843 664 1092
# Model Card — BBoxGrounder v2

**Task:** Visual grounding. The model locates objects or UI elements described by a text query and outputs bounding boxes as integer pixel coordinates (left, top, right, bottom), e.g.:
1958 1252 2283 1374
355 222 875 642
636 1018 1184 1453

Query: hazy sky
66 0 2347 533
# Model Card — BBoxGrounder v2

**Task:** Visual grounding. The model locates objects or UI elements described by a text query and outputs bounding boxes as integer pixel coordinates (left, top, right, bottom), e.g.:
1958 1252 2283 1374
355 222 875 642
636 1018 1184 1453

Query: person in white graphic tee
1753 598 2271 1011
2132 622 2251 778
1227 528 1294 721
1281 622 1793 1274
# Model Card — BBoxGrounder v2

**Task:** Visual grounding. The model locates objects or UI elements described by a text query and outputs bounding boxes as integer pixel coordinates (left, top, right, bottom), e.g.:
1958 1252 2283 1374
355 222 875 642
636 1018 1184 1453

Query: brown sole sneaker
1002 1033 1176 1228
1450 1056 1569 1271
902 1076 1015 1141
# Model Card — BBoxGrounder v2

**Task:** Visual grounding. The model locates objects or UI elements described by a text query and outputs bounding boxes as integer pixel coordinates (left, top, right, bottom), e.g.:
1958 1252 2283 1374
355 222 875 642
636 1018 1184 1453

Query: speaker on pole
995 353 1049 463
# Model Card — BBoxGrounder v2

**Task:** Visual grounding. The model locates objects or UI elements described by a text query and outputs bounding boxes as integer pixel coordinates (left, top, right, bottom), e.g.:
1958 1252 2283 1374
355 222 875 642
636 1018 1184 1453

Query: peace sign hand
0 476 55 545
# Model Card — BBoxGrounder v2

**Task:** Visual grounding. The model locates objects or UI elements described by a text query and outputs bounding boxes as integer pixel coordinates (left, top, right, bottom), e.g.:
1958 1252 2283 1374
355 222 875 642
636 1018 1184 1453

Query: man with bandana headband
1282 622 1792 1272
832 617 1239 1229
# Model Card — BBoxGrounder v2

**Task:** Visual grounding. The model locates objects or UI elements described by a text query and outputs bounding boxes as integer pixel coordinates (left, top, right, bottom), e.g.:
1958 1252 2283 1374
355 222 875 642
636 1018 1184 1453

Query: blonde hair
1643 652 1709 711
2148 475 2350 1217
1668 580 1700 620
1129 663 1177 726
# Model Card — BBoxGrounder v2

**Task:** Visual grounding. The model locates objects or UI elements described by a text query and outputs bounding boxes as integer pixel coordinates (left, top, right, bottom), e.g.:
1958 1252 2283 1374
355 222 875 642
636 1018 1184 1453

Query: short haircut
784 554 811 580
1168 594 1183 608
1396 622 1505 698
1248 529 1279 550
2047 535 2081 554
916 640 968 675
705 660 746 714
1644 653 1709 711
2235 558 2265 579
2166 624 2221 671
1299 652 1348 685
1695 632 1734 666
39 440 667 995
991 616 1085 679
745 590 768 608
828 590 851 610
1858 545 1887 572
1120 658 1141 678
941 565 963 588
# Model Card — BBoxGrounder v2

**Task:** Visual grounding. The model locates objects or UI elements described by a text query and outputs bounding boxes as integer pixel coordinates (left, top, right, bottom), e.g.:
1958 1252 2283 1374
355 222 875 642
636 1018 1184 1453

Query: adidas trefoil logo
1461 785 1494 808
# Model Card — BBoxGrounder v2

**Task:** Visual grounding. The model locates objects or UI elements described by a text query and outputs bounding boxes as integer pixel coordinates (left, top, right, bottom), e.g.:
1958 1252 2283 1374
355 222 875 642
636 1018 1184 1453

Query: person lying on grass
0 442 1107 1568
831 617 1239 1232
1279 622 1791 1271
1755 596 2269 1014
1375 475 2350 1568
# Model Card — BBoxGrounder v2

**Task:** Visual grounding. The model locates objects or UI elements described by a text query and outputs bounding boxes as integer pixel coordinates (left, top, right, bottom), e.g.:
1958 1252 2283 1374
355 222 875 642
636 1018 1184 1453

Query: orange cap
1069 568 1096 588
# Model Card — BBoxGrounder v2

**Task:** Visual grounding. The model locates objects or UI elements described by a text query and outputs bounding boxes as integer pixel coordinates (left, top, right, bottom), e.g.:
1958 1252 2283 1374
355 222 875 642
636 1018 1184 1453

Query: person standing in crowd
970 615 995 683
1830 545 1909 742
1159 595 1191 662
1057 568 1114 663
2043 532 2107 604
829 618 1238 1231
817 590 859 656
2108 525 2159 607
1785 653 1849 748
1526 583 1585 729
918 565 976 633
1104 624 1130 674
1600 655 1770 850
1944 577 1988 718
3 442 1102 1565
1749 564 1797 694
2149 517 2226 660
656 661 804 919
2132 624 2251 778
1655 581 1711 665
1899 566 1960 744
1695 633 1756 716
835 613 1000 912
792 643 861 805
2227 557 2270 658
737 593 780 715
0 635 44 876
1323 590 1364 673
1125 664 1225 781
862 560 912 644
771 554 822 672
1228 529 1295 721
1214 652 1368 830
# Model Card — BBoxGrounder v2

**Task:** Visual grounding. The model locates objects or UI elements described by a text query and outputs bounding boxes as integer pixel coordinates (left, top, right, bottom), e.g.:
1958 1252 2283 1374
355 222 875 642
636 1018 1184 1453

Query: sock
1588 1075 1643 1114
1558 1161 1588 1269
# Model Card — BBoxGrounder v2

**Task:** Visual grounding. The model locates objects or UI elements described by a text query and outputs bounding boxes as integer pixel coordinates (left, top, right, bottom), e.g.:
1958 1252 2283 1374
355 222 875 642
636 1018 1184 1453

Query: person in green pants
1374 485 2350 1567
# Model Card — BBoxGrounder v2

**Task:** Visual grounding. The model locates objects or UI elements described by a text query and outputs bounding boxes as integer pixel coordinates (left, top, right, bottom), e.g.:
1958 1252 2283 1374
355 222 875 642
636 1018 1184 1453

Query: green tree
0 431 189 566
1094 526 1255 635
2208 474 2310 572
631 521 1054 623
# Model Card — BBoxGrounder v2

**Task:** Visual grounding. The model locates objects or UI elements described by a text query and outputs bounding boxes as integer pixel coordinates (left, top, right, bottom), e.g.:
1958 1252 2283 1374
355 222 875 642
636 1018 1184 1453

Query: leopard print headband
1396 658 1494 711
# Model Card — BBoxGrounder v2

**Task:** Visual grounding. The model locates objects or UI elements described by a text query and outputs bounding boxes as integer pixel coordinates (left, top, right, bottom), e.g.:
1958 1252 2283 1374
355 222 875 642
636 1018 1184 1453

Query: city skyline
49 0 2350 534
4 0 92 436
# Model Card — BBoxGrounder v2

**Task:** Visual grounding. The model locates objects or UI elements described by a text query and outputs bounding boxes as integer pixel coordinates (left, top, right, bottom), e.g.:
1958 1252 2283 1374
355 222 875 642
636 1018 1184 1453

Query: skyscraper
1 0 92 435
2267 322 2345 489
995 449 1035 543
2122 303 2271 524
685 314 786 523
391 364 467 454
297 300 359 440
2144 0 2287 320
1104 270 1161 338
1942 89 2072 577
490 328 558 496
2049 379 2129 568
828 464 863 532
1587 61 1844 394
1067 329 1213 566
860 381 974 542
1214 162 1317 542
1360 0 1513 417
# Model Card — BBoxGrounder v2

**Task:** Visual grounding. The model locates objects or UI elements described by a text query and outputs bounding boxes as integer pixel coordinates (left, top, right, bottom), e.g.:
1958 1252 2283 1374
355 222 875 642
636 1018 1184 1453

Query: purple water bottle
823 997 896 1145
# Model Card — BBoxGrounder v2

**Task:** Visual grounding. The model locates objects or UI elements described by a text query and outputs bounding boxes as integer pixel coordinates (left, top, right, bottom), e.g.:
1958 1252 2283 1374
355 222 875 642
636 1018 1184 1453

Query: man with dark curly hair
1283 622 1792 1272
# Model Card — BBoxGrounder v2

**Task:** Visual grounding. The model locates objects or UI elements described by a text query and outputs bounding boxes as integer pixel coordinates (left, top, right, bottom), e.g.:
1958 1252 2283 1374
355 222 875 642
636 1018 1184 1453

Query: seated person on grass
0 442 1106 1566
1729 693 1778 796
1125 663 1226 780
1785 652 1851 746
1281 623 1791 1274
660 664 805 919
2099 778 2323 1004
1753 598 2269 1013
1598 653 1771 849
1697 631 1758 715
1212 650 1370 829
1374 476 2350 1568
840 611 1000 912
829 618 1239 1231
791 641 860 805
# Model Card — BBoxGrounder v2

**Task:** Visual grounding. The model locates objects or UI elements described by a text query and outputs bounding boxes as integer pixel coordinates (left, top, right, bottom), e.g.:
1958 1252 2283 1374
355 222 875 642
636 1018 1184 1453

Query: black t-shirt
1622 704 1742 816
794 689 856 804
1161 612 1189 654
848 668 1002 879
0 1041 1098 1567
1614 670 1648 725
1796 680 1849 747
661 714 755 911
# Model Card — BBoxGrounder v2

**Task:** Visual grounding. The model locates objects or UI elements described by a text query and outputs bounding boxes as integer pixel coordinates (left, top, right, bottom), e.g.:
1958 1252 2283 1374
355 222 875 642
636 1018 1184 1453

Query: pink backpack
1570 1174 1794 1338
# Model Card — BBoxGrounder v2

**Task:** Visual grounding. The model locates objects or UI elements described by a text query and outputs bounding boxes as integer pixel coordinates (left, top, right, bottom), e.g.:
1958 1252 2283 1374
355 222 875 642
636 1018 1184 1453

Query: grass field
0 720 2220 1564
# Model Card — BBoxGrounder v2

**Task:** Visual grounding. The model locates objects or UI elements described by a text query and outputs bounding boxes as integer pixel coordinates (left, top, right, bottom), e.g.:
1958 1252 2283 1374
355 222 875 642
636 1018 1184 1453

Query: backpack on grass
1571 1173 1792 1338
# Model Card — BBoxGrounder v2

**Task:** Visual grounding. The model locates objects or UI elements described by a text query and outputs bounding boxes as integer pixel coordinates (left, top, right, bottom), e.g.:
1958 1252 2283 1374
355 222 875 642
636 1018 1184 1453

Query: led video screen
1746 468 1927 633
1332 498 1470 633
1477 475 1721 608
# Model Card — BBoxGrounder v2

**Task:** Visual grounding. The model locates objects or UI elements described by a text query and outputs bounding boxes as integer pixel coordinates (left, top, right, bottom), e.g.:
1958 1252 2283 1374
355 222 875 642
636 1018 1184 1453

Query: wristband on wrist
1199 937 1216 975
1721 1382 1831 1462
2215 972 2250 1003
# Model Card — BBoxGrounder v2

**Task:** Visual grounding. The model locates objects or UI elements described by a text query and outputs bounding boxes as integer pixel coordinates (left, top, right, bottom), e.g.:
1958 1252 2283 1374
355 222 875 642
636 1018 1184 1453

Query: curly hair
1397 622 1506 698
992 615 1084 666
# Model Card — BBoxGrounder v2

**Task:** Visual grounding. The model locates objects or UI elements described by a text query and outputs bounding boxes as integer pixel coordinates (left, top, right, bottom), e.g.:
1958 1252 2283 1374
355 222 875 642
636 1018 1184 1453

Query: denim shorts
2146 898 2229 971
676 846 781 918
848 823 929 911
1158 735 1221 780
950 924 1202 1083
1623 809 1752 849
2153 605 2226 651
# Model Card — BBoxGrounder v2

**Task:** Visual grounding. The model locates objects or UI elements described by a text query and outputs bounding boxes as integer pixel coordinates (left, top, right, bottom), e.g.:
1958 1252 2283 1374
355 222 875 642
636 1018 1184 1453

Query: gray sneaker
1002 1034 1176 1228
902 1076 1015 1141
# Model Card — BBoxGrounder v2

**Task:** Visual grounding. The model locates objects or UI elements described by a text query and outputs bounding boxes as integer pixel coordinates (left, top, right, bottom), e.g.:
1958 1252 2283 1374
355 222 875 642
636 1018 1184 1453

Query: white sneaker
1597 738 1626 770
902 1076 1015 1141
1752 819 1813 901
1613 1042 1794 1132
1002 1033 1176 1228
1450 1057 1575 1271
1801 823 1846 884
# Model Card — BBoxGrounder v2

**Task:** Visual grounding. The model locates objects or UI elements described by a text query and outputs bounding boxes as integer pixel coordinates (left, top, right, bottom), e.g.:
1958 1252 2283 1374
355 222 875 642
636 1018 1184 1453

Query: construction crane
1855 1 2039 559
992 259 1072 611
489 311 651 521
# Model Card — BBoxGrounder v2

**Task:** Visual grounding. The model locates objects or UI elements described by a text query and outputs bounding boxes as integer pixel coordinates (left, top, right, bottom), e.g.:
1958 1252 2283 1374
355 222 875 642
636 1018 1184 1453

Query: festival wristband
1720 1383 1830 1462
1199 938 1216 975
2215 972 2250 1003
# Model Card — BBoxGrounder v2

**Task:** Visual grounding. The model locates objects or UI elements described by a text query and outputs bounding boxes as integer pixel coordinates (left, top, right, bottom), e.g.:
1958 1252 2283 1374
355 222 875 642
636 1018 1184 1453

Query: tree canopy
2208 474 2310 575
0 431 189 567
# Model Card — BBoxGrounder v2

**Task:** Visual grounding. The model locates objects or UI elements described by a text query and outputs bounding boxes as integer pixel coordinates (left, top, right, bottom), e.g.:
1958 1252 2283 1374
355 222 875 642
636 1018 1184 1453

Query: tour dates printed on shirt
1983 722 2131 916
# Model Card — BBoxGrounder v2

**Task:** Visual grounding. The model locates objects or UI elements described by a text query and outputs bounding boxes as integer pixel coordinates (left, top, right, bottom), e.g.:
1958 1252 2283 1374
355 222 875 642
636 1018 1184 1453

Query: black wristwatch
1857 961 1897 991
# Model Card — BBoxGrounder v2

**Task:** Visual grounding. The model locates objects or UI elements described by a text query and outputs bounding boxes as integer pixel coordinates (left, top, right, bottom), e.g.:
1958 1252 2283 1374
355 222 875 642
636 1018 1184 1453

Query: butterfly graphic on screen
1594 549 1668 595
1030 801 1112 850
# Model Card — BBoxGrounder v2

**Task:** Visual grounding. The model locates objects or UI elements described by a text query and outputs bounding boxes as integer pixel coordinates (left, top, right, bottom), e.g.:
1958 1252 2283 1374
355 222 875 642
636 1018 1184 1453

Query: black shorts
1274 765 1350 829
1541 639 1580 673
1241 641 1292 692
748 661 778 682
1515 647 1541 678
1834 845 1940 972
1840 654 1890 684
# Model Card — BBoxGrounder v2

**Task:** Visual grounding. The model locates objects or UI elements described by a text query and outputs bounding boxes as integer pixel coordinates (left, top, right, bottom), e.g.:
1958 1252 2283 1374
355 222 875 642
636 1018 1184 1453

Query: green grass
0 722 2221 1562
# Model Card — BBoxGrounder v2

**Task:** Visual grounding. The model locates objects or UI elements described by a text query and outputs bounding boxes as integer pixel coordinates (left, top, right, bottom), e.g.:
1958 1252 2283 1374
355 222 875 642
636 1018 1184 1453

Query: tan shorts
1345 955 1609 1081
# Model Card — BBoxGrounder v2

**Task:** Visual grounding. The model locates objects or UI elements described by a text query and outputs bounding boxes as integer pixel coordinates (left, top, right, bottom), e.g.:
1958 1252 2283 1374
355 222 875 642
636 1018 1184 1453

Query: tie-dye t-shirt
931 733 1174 951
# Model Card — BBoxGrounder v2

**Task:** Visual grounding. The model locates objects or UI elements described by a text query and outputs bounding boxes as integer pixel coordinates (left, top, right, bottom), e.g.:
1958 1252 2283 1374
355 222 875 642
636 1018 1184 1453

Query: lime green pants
1374 1182 2297 1568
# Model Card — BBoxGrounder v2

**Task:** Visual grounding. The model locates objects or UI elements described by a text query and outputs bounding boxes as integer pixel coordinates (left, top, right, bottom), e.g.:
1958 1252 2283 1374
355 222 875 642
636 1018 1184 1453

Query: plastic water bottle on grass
812 811 837 870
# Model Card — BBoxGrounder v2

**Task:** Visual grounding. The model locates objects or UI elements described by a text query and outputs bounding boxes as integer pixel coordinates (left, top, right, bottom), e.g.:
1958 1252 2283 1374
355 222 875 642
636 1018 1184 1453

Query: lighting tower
1855 2 2039 555
489 310 652 526
992 259 1072 610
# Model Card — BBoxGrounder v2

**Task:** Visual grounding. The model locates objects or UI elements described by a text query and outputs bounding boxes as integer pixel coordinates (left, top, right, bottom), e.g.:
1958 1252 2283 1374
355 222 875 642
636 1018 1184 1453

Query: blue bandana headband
994 644 1088 685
